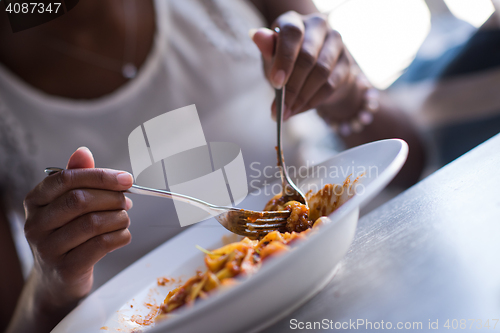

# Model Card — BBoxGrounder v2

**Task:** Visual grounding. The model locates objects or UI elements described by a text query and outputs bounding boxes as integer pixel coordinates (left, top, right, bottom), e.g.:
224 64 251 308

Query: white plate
51 139 408 333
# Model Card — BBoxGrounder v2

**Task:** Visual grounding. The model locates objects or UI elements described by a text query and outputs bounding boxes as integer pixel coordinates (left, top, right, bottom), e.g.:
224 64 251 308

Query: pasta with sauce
156 175 361 320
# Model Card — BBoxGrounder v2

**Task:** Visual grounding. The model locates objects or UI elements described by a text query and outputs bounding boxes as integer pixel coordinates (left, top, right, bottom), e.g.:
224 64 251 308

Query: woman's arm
5 271 80 333
321 90 427 187
0 96 36 331
0 205 24 332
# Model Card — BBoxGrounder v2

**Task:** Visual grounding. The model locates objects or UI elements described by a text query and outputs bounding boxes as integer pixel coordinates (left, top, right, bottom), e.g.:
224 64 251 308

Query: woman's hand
251 11 356 121
250 9 425 187
14 147 133 331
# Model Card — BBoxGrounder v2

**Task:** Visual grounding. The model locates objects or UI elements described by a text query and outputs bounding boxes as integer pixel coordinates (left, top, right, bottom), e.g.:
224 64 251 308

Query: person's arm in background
250 0 426 187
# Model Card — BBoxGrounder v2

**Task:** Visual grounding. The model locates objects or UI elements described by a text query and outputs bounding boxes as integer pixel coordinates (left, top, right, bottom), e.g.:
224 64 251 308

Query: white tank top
0 0 295 288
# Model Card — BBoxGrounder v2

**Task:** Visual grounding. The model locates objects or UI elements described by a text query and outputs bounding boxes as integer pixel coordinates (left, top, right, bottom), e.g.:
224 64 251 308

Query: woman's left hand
251 11 356 121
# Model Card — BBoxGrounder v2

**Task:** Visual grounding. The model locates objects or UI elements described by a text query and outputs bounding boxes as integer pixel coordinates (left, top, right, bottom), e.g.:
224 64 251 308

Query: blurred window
313 0 494 88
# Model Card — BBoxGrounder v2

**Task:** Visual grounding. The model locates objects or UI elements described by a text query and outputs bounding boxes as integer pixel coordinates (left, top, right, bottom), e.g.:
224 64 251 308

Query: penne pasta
156 176 360 320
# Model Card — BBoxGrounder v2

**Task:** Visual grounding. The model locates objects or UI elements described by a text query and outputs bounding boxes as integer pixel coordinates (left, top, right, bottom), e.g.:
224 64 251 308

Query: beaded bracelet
329 75 380 137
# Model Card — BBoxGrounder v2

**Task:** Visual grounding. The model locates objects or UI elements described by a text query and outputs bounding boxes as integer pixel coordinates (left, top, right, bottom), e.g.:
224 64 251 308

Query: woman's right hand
22 147 133 320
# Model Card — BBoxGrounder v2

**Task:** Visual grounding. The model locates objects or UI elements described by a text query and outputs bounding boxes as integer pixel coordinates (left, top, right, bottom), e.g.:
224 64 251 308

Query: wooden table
262 133 500 332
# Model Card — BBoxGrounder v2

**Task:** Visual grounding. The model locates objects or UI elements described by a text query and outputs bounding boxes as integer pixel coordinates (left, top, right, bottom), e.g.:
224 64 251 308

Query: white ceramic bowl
51 139 408 333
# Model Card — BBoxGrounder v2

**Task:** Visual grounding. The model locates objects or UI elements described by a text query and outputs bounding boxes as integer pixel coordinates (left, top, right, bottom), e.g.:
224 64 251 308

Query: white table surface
261 133 500 332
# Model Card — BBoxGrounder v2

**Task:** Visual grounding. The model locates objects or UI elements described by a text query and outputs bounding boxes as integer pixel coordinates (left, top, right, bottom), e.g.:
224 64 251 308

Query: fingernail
125 196 133 210
117 172 133 186
248 28 258 40
272 70 285 89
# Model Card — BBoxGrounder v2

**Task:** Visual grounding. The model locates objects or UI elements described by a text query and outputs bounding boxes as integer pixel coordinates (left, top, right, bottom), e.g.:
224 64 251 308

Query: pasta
156 175 361 320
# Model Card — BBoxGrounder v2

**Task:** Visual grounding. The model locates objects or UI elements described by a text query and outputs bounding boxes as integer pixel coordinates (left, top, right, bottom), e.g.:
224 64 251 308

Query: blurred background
289 0 499 213
312 0 494 88
291 0 497 159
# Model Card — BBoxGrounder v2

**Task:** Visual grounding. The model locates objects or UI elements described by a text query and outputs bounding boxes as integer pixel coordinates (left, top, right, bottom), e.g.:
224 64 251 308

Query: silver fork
44 167 289 239
275 87 308 206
